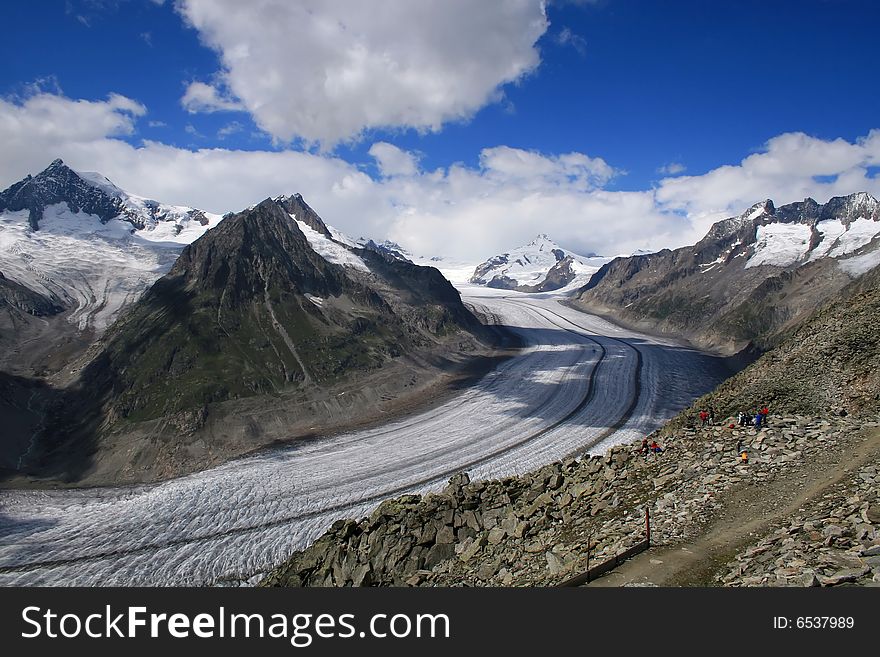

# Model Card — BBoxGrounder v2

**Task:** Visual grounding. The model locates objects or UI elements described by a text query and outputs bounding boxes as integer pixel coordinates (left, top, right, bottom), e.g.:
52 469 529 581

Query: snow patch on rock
292 217 370 272
745 223 812 269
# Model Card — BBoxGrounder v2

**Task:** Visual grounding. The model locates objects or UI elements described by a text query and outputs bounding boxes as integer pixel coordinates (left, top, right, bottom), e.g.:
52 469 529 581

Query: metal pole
645 507 651 546
586 531 592 583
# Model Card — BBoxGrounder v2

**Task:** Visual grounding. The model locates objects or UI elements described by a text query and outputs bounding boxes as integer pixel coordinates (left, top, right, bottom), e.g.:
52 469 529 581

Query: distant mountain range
573 193 880 353
0 160 491 485
468 234 611 293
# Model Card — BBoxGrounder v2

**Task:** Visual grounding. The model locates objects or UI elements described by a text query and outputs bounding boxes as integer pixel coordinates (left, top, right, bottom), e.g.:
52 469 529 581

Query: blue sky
1 0 879 259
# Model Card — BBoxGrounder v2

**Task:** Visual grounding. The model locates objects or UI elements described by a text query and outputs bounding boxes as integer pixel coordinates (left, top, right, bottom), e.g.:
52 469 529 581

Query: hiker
649 440 663 453
699 409 709 427
740 448 749 464
759 405 770 427
708 406 716 425
739 411 750 427
753 411 763 429
640 437 650 456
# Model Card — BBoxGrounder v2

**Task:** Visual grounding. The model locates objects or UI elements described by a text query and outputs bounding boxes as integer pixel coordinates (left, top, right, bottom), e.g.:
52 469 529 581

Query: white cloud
0 92 144 149
657 162 686 175
181 81 243 114
479 146 618 191
174 0 548 145
216 121 243 139
556 27 587 56
368 142 419 178
2 91 879 264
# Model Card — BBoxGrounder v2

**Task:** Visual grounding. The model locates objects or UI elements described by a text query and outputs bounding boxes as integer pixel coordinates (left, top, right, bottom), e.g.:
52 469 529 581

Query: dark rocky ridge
273 193 333 239
0 271 63 317
516 256 577 293
573 193 880 354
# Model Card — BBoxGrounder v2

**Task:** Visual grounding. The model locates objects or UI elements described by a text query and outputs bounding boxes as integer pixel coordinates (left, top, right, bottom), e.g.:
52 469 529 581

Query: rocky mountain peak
0 158 118 229
273 193 333 239
526 233 555 248
818 192 880 225
469 234 606 292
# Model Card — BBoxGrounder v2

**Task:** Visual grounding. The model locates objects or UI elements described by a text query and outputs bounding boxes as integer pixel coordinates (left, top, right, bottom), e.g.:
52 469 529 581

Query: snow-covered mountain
0 159 223 331
574 192 880 353
469 234 611 293
355 238 413 263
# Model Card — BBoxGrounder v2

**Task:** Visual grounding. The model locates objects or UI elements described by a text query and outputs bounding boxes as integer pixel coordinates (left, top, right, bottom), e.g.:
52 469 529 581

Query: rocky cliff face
573 193 880 353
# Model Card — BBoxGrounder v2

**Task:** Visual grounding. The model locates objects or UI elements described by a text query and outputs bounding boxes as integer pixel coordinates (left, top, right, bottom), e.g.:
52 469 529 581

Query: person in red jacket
759 406 769 427
699 410 709 427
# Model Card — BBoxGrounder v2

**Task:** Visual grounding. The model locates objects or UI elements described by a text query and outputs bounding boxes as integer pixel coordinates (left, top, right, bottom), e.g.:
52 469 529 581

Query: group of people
698 406 716 427
736 406 770 429
640 437 663 455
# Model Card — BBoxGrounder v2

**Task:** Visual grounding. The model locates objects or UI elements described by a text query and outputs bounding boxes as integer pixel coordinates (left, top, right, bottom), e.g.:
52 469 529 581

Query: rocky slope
469 234 610 293
573 193 880 353
16 197 492 485
660 264 880 428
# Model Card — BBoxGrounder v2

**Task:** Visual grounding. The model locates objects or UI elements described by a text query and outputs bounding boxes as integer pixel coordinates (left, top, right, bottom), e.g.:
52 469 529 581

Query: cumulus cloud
0 91 144 150
181 80 243 114
2 91 879 263
369 142 419 178
174 0 548 145
479 146 618 191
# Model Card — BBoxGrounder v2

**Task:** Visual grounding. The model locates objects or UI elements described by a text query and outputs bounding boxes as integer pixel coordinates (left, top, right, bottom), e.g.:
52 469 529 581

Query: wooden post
645 507 651 546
